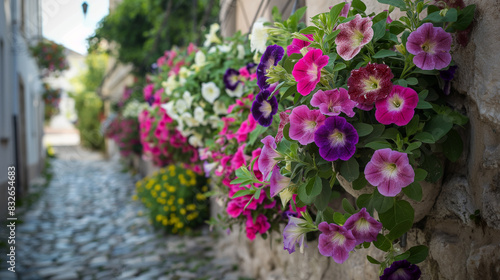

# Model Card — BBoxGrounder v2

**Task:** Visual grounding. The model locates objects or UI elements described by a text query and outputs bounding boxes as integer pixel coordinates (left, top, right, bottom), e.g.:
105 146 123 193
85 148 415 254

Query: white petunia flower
161 101 179 120
162 75 179 96
250 19 269 53
181 112 200 128
201 82 220 104
183 91 194 108
193 51 207 72
189 133 204 148
213 100 228 115
203 23 222 47
194 106 206 123
175 99 188 114
207 115 221 129
225 83 244 98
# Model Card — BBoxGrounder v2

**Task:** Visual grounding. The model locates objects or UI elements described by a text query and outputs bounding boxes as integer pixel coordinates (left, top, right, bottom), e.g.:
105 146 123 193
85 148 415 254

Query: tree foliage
88 0 220 75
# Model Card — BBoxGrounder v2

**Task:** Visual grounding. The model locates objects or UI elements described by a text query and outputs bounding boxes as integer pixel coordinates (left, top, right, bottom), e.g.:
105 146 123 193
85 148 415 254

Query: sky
42 0 109 55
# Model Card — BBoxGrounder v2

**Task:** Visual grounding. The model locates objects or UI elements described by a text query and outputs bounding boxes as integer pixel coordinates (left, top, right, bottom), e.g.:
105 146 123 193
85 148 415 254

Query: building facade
0 0 44 220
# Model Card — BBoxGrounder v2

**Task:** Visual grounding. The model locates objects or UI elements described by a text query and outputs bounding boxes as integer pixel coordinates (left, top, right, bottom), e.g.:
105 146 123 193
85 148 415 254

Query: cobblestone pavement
5 146 247 280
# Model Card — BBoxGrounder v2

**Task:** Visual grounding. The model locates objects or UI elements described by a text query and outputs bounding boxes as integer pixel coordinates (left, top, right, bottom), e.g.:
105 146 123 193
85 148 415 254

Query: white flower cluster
122 100 149 118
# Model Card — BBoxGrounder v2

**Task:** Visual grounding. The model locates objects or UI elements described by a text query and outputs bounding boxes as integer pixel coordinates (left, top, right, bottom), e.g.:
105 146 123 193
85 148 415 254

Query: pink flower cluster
105 115 141 157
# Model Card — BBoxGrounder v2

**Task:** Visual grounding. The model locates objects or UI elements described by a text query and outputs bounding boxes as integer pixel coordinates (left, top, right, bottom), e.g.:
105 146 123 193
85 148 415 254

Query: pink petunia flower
230 145 247 171
335 14 374 61
347 63 394 110
343 208 382 245
275 112 291 143
375 85 419 126
289 105 326 145
258 135 281 180
246 214 271 240
287 34 314 55
364 148 415 197
292 48 329 96
318 222 357 264
270 166 291 197
406 23 452 70
310 88 357 117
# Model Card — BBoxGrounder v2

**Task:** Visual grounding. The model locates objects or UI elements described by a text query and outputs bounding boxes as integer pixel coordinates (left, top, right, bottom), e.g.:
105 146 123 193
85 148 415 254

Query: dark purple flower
223 68 241 90
314 116 359 161
257 45 284 90
439 65 457 95
406 23 452 70
318 222 356 263
343 208 382 245
251 89 278 127
246 62 257 74
380 260 422 280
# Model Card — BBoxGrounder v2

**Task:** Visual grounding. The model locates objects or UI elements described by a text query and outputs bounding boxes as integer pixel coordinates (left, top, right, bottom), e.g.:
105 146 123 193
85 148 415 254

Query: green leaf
406 77 418 85
353 123 373 137
231 189 254 199
353 174 368 190
365 141 393 150
395 79 408 87
377 0 407 9
292 6 308 24
248 125 268 146
380 201 414 240
371 189 394 213
442 129 463 162
416 100 433 109
300 26 319 34
405 115 420 137
329 2 346 24
389 20 406 34
333 62 347 72
340 157 359 182
373 234 392 252
372 20 386 42
323 207 335 223
315 178 333 211
418 89 429 100
407 245 429 264
405 141 422 153
356 193 374 213
424 114 453 141
333 212 347 225
453 5 476 31
284 53 302 73
229 178 253 185
298 180 314 204
381 127 401 140
414 168 428 182
351 0 366 12
414 132 435 144
367 255 381 264
373 49 397 58
421 154 443 183
342 198 356 214
394 251 411 261
403 182 423 201
282 85 298 100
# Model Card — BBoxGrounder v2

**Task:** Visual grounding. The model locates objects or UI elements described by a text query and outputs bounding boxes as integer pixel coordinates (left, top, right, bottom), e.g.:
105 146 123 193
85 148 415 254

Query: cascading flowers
231 0 475 277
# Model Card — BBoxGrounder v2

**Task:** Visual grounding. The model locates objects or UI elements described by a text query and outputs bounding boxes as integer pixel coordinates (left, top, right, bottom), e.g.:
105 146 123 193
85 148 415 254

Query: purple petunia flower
258 135 281 180
318 222 357 264
314 116 359 161
406 23 452 70
251 89 278 127
257 45 284 90
364 148 415 197
283 215 309 254
343 208 382 245
310 88 357 117
270 165 291 197
246 62 257 74
223 68 241 90
439 65 457 95
380 260 422 280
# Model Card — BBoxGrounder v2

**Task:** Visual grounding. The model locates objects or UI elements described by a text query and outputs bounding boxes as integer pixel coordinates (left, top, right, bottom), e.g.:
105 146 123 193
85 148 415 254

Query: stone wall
214 0 500 279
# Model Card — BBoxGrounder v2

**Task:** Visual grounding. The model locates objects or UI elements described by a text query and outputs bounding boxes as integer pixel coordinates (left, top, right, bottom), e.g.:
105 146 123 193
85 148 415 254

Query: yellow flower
187 214 194 221
162 219 168 226
161 191 167 197
180 209 186 215
176 222 184 229
170 206 176 211
202 186 208 192
187 204 196 211
155 184 161 191
196 193 206 201
189 179 196 186
186 169 194 177
162 175 168 181
156 214 163 222
151 191 158 198
163 206 169 211
178 198 184 205
167 199 174 205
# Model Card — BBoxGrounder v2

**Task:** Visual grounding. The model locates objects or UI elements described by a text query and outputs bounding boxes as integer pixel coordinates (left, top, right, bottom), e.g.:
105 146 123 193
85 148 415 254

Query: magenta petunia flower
318 222 357 264
257 45 284 90
246 214 271 241
251 89 278 127
258 135 281 180
406 23 452 70
364 148 415 197
283 215 309 254
314 116 358 161
310 88 357 117
275 111 291 143
287 34 314 55
347 63 394 110
292 48 329 96
289 105 326 145
375 85 419 126
343 208 382 245
270 165 291 197
380 260 422 280
335 14 374 61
